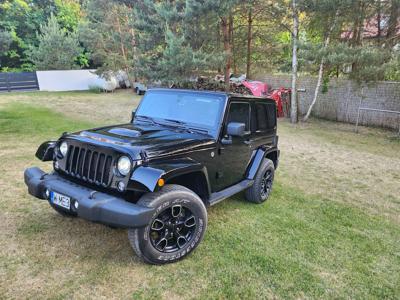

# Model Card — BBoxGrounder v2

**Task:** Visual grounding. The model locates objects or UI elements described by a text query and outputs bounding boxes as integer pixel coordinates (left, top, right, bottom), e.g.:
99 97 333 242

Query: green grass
0 93 399 299
0 103 95 137
151 185 399 299
282 118 400 159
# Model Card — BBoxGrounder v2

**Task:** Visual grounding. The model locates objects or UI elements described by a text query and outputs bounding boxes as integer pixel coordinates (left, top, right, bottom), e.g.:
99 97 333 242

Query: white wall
37 70 107 91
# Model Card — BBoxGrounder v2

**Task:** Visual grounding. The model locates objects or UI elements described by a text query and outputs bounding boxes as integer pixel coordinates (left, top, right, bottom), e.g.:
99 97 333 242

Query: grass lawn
0 90 399 299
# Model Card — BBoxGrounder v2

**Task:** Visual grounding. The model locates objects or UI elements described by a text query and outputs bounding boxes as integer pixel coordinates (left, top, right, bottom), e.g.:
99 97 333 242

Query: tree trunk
350 1 364 47
303 9 340 122
385 0 400 48
377 0 382 43
303 60 325 121
290 0 299 124
116 15 134 85
216 22 222 73
221 17 231 91
229 14 237 75
246 9 253 79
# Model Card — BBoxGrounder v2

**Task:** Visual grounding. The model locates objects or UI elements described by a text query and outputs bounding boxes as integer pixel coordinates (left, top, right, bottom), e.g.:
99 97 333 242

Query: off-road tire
128 184 207 265
245 158 275 204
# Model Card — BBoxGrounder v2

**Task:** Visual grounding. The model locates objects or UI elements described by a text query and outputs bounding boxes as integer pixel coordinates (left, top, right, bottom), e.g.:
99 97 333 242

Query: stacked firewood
171 77 252 95
230 83 252 95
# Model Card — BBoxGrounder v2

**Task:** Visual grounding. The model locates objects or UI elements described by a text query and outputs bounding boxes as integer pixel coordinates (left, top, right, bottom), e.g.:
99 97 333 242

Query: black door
214 101 253 191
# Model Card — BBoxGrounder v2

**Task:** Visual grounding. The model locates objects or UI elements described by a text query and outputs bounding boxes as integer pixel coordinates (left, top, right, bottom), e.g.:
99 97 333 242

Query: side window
255 103 276 131
227 102 250 131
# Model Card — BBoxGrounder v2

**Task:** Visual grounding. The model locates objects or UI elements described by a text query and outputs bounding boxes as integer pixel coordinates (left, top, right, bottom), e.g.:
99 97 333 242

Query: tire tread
127 184 207 265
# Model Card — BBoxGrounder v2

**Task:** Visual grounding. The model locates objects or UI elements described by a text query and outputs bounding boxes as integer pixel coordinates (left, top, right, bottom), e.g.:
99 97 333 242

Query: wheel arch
165 170 211 203
265 149 279 169
129 158 211 202
36 141 56 161
246 147 279 180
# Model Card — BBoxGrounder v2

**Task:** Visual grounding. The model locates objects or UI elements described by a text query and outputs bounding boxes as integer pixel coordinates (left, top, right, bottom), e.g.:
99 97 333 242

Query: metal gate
0 72 39 92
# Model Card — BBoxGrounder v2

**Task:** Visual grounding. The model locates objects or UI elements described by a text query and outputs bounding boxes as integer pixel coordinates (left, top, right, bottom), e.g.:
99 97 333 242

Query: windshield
135 90 226 135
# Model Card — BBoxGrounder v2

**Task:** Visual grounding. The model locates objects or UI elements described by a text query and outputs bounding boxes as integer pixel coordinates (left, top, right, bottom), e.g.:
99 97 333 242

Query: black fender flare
129 158 211 194
246 147 279 180
36 141 56 161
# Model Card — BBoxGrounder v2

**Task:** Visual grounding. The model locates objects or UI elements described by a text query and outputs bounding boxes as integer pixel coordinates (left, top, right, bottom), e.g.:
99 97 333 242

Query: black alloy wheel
245 158 275 204
128 184 207 264
260 169 273 200
149 204 197 253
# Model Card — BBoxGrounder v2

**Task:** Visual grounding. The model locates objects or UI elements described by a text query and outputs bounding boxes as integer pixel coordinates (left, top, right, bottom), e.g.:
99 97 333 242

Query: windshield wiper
162 119 209 135
162 118 186 125
187 127 209 135
135 115 156 125
137 117 209 135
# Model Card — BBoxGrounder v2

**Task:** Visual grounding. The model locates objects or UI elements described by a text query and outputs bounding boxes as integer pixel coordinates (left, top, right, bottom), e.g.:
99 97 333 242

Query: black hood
63 122 216 160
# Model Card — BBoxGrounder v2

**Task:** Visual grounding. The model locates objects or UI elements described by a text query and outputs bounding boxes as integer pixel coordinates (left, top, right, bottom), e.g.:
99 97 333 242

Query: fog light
117 181 125 192
45 189 50 199
74 201 79 209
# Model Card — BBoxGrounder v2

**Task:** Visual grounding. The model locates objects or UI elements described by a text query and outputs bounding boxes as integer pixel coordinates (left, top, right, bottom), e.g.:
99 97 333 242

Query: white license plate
51 191 70 210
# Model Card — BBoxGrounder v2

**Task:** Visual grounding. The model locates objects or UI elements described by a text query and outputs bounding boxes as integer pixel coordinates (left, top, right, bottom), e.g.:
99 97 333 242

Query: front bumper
24 167 155 228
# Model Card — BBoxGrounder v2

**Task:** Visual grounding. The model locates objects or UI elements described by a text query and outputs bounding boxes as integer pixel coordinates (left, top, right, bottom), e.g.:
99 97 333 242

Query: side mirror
131 109 136 122
227 122 245 137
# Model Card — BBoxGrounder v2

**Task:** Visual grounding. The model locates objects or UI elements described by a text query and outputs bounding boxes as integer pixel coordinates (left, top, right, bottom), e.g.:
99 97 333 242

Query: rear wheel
128 184 207 264
245 159 275 204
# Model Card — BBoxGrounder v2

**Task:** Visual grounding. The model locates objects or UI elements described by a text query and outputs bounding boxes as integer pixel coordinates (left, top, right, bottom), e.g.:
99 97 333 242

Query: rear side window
255 103 276 131
227 102 250 131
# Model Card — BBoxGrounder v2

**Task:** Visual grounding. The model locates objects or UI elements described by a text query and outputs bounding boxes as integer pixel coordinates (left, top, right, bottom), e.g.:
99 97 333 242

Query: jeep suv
24 88 279 264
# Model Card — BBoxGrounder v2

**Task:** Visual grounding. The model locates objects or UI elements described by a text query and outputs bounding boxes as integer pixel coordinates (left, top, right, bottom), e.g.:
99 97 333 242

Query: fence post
6 73 10 92
355 87 364 133
398 115 400 137
33 71 39 91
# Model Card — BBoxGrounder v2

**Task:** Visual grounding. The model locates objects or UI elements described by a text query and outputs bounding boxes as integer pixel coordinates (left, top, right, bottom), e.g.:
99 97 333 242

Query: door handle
221 137 232 145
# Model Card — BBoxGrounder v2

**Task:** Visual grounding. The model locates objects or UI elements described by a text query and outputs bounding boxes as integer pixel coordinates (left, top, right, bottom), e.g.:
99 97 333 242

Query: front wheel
128 184 207 265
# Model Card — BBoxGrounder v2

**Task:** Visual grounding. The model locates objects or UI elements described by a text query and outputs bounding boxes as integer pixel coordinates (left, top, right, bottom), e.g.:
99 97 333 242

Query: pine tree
299 0 396 120
132 0 228 85
186 0 239 90
302 0 345 121
28 14 82 70
79 0 136 81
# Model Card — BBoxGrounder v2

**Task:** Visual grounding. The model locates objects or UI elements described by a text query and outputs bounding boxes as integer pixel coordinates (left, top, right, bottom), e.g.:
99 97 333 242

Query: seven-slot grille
64 144 113 186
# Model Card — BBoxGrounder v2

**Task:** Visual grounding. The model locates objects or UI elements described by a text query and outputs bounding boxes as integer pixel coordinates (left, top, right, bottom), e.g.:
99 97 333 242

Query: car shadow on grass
17 206 142 266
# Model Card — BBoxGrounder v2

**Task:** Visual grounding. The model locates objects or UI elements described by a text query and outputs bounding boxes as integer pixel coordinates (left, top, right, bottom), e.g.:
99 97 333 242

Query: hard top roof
147 88 276 103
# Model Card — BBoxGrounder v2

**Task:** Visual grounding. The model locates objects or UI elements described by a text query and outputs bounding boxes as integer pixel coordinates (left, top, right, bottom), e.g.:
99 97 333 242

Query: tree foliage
131 0 232 84
0 0 82 71
79 0 135 79
0 30 12 53
0 0 399 89
28 14 82 70
54 0 81 32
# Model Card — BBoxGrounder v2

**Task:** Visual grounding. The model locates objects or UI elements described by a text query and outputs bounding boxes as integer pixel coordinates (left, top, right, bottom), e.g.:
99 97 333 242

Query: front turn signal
158 178 165 187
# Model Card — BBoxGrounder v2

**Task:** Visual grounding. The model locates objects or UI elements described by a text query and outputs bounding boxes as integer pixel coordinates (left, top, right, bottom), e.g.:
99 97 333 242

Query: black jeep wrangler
24 89 279 264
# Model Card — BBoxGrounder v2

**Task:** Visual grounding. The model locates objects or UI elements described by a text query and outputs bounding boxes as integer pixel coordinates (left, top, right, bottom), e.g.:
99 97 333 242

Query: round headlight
59 142 68 157
117 156 131 176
